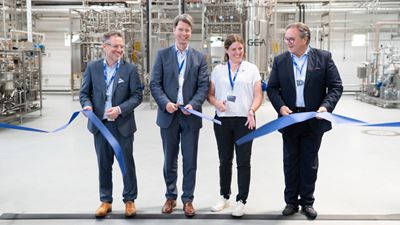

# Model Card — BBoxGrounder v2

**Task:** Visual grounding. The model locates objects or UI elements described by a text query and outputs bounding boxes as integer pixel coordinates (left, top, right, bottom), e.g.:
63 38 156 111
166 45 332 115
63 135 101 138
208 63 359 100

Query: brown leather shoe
125 201 136 217
183 202 195 217
162 199 176 214
95 202 112 217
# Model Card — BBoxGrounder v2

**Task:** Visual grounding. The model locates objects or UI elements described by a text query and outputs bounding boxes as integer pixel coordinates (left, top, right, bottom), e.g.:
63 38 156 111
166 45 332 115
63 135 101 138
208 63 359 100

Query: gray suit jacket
80 59 143 137
150 45 209 129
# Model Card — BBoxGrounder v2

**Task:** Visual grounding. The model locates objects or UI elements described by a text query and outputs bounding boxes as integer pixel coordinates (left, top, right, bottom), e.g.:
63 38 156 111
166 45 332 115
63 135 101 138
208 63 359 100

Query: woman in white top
207 34 263 217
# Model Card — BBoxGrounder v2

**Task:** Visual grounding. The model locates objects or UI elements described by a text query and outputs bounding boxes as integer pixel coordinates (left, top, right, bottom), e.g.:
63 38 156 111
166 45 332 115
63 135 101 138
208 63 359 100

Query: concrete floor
1 94 400 225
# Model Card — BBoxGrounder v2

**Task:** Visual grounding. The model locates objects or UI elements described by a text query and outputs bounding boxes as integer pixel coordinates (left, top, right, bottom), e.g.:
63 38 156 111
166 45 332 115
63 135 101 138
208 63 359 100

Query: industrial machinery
202 0 244 69
357 21 400 108
201 0 275 80
0 0 43 123
0 45 42 123
69 3 146 100
245 0 275 80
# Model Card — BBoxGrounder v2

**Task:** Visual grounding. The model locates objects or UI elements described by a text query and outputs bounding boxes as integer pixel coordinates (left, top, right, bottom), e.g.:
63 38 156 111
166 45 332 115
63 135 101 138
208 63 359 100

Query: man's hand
280 105 292 116
316 106 327 119
105 107 120 120
181 104 193 115
83 106 93 111
166 102 178 114
82 106 93 117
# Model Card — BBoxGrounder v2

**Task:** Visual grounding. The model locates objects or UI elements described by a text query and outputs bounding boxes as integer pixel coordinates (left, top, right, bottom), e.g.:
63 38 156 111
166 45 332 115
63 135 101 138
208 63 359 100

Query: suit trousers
160 111 200 203
213 116 253 204
93 120 138 203
282 121 323 206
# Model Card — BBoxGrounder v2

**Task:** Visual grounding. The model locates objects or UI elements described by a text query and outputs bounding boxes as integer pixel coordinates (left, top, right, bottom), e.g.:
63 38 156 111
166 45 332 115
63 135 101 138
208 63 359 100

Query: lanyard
178 58 185 74
227 61 241 91
292 54 308 76
177 50 187 74
103 60 120 91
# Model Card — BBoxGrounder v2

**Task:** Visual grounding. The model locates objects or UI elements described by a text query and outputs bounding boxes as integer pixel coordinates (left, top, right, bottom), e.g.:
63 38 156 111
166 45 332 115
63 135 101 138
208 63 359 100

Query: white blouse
211 60 261 117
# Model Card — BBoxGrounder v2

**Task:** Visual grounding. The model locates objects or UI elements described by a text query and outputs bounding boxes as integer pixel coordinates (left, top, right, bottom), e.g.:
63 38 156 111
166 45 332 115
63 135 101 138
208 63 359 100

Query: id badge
227 95 236 102
296 79 304 86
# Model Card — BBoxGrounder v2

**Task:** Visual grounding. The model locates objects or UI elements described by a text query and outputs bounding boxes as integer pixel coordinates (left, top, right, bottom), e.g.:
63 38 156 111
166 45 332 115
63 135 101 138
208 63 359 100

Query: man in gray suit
150 14 209 217
80 31 143 218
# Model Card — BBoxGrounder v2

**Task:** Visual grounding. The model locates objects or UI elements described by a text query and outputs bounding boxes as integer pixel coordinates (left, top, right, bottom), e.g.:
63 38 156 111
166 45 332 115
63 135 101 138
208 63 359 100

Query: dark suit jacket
80 59 143 137
150 45 209 129
267 48 343 134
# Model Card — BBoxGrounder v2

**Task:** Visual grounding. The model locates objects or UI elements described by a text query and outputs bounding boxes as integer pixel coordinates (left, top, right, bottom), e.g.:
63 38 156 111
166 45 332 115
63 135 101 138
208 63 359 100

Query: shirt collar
290 45 310 60
103 59 120 69
175 44 189 55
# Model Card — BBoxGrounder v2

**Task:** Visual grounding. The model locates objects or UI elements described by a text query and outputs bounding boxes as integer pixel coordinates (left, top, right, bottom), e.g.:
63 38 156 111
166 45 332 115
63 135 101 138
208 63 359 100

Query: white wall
35 19 71 91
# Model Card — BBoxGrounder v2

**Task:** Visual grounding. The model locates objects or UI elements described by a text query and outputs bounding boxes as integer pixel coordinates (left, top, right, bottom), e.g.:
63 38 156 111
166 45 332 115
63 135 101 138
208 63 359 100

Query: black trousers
282 121 323 206
213 115 253 204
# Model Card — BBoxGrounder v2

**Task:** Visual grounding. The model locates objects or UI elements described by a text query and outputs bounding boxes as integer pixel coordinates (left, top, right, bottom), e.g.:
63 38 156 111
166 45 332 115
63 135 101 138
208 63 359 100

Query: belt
294 107 307 113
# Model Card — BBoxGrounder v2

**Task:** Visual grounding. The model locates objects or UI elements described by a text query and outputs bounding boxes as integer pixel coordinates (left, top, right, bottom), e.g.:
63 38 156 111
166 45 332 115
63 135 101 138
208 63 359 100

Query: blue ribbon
236 112 400 145
178 106 221 125
0 110 126 176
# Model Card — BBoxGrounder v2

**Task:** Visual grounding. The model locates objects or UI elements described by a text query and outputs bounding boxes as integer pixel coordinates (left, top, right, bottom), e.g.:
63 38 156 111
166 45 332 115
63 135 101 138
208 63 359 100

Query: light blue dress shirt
103 59 119 120
290 46 310 107
175 44 188 105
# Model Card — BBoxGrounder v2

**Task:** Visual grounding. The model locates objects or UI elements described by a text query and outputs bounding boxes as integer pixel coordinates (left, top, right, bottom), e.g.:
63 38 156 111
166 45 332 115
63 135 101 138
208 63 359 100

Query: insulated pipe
27 0 32 42
2 0 6 39
10 29 45 43
297 3 302 22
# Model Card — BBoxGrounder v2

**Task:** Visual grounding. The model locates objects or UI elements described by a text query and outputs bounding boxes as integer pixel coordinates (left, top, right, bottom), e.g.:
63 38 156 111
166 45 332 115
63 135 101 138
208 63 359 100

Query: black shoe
301 205 317 220
282 204 299 216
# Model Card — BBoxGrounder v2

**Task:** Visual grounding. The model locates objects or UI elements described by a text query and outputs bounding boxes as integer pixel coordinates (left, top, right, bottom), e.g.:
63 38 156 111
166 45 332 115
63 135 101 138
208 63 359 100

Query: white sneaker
210 196 229 212
231 200 245 217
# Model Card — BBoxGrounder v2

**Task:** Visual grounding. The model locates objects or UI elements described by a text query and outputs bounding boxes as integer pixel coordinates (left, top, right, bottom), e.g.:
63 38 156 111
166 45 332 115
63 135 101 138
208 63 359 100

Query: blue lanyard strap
292 54 308 75
178 58 185 74
103 60 120 90
228 61 241 91
177 50 187 74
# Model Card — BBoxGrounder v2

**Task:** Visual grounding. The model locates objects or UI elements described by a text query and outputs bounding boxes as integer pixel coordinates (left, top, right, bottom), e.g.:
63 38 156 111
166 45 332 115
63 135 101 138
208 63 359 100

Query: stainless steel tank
246 2 269 80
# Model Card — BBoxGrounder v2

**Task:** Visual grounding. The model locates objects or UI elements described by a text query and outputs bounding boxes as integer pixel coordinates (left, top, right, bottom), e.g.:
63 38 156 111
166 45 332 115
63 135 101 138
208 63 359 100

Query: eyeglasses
284 37 296 44
105 43 125 49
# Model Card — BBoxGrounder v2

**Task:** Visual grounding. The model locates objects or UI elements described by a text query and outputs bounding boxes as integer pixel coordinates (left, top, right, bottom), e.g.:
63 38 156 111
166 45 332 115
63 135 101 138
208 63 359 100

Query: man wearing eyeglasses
80 31 143 218
267 22 343 220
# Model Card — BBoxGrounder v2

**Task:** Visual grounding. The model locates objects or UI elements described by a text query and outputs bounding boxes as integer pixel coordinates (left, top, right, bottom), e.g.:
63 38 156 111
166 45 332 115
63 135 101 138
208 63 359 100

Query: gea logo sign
247 39 266 46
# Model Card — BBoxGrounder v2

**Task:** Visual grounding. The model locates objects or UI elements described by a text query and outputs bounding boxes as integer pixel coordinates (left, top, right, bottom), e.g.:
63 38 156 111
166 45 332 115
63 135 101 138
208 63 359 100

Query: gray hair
102 31 123 43
286 22 311 45
173 14 193 29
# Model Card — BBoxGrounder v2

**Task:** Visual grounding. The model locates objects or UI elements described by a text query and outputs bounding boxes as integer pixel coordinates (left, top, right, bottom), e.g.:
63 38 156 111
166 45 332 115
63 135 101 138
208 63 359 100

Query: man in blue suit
80 31 143 218
150 14 209 217
267 22 343 220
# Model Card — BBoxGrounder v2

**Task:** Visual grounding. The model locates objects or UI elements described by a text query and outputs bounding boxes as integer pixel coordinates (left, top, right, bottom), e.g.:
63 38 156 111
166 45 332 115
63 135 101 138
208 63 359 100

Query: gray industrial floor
1 94 400 225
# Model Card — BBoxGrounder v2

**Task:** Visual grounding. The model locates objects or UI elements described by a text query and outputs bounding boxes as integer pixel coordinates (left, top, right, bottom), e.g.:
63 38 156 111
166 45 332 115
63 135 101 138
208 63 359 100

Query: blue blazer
150 45 209 129
267 48 343 133
80 59 143 137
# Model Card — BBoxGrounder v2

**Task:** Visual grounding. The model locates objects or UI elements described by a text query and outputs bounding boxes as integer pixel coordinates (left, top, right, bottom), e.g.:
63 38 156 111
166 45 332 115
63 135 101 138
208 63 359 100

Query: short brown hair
102 31 123 43
286 22 311 45
224 34 245 61
173 14 193 29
